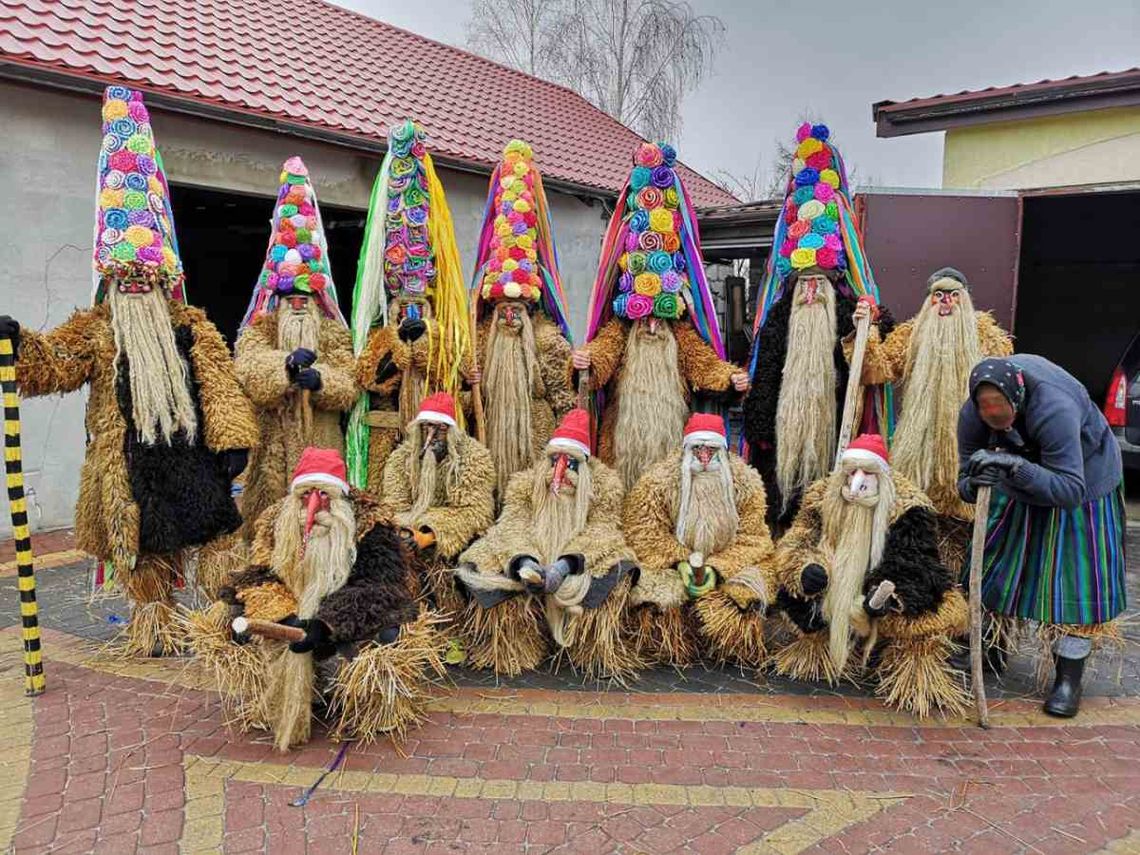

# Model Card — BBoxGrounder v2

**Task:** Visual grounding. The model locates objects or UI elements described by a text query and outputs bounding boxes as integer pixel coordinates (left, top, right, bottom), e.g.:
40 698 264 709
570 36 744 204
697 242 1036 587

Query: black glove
0 316 20 357
398 318 427 343
220 449 249 480
801 563 828 596
288 618 332 654
968 449 1024 478
968 465 1004 491
285 348 317 376
375 625 401 646
862 592 891 618
293 367 322 392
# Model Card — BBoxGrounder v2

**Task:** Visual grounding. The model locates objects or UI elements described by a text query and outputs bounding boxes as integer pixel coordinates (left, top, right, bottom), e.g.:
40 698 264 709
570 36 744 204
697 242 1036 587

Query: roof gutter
0 60 619 202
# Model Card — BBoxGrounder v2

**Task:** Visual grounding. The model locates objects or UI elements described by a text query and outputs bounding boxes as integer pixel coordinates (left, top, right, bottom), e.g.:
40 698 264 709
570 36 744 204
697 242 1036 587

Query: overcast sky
332 0 1139 192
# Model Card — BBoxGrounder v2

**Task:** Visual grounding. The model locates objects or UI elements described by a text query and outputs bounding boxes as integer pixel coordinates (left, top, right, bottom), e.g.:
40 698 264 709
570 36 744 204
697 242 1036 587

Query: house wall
0 80 608 536
942 105 1140 190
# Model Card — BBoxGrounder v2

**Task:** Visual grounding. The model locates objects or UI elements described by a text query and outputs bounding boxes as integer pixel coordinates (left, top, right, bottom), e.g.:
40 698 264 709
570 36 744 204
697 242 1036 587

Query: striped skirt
963 485 1127 626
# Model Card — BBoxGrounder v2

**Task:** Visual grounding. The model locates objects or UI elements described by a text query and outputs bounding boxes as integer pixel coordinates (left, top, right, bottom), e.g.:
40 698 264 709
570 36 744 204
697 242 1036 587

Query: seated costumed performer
771 435 969 718
623 414 776 668
454 409 639 678
189 447 446 751
0 86 257 657
959 356 1126 718
380 393 495 614
235 157 357 537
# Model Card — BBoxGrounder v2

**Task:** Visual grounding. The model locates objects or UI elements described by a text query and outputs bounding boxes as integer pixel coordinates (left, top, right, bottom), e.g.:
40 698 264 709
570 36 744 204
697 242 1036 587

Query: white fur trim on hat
413 411 456 428
841 448 889 472
547 438 590 458
291 473 350 495
683 430 727 448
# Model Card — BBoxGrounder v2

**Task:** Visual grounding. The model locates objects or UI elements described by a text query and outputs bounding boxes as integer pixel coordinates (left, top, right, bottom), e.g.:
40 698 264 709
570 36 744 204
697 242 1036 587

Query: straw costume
470 140 576 497
959 356 1126 717
454 409 640 679
575 142 747 491
623 414 777 668
380 393 495 614
189 448 446 751
235 157 356 537
0 86 258 657
348 120 471 494
743 123 894 528
771 435 969 718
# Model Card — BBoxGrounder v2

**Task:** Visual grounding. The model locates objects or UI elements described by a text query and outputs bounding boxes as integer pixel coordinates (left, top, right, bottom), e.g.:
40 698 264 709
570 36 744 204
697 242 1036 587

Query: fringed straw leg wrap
693 590 768 669
768 625 848 685
180 601 272 731
624 604 698 668
118 553 182 657
874 635 969 719
459 595 547 677
331 608 449 745
561 578 643 683
419 556 465 620
193 532 249 600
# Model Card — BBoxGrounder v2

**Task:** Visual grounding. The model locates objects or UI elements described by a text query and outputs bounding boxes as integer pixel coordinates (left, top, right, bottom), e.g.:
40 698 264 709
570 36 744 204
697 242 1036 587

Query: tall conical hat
91 86 184 304
240 156 346 329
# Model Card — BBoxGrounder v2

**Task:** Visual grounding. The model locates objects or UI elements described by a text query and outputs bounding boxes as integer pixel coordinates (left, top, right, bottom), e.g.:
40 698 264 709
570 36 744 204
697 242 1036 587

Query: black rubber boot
1043 654 1085 718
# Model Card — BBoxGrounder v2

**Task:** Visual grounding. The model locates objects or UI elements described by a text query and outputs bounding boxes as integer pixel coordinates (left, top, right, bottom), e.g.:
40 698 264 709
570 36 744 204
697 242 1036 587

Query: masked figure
235 157 357 536
380 393 495 613
771 435 969 718
623 414 777 668
0 86 257 656
454 409 639 678
189 447 446 751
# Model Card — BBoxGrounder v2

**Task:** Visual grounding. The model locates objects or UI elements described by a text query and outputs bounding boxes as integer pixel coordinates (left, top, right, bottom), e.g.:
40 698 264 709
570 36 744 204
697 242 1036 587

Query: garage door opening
1014 190 1140 403
170 184 365 344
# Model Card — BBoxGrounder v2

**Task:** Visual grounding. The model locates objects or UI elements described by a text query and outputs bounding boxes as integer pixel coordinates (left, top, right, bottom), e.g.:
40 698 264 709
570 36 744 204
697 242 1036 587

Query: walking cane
835 311 871 466
0 335 45 696
969 483 992 728
468 301 486 443
300 389 313 444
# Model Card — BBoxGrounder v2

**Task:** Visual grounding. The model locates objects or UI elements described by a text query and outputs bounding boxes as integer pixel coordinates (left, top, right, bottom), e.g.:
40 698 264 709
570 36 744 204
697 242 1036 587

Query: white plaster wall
0 81 608 535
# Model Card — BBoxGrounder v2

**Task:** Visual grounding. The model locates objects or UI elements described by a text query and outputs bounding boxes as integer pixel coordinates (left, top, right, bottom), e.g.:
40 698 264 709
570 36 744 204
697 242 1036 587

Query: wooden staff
300 389 313 444
232 616 306 644
576 366 592 411
969 485 992 728
867 579 896 611
468 301 486 442
835 312 871 466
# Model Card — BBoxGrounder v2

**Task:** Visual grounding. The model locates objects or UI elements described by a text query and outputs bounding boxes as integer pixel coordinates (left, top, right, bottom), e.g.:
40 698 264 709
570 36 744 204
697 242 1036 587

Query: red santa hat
841 434 889 472
682 413 727 449
291 446 350 495
547 408 591 458
413 392 457 427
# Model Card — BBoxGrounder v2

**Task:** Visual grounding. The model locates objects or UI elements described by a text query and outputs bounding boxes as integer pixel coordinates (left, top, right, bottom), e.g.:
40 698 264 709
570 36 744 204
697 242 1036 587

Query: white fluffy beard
108 286 199 445
529 455 591 564
819 467 895 671
613 320 689 490
399 424 460 527
484 311 540 495
775 280 837 507
675 448 739 556
272 490 357 619
276 299 322 352
891 292 981 494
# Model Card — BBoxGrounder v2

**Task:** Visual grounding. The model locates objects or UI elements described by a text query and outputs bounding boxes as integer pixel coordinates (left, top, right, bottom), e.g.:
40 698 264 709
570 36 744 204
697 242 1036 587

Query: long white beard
399 427 460 527
530 460 591 564
676 452 738 556
775 287 837 507
613 321 689 491
277 301 322 352
109 287 199 445
271 493 357 619
891 296 981 495
484 314 539 495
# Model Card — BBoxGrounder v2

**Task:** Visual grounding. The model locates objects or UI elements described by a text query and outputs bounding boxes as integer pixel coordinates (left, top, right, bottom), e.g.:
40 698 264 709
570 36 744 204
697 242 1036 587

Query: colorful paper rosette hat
584 141 725 357
91 85 185 304
345 119 471 487
239 157 346 330
469 139 572 339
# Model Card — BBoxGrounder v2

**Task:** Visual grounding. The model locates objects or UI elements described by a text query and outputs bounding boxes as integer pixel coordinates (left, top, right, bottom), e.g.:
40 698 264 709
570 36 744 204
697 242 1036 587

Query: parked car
1104 334 1140 470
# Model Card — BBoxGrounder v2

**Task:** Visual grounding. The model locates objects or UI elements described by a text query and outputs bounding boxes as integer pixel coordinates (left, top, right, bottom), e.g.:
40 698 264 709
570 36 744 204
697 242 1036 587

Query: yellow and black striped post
0 336 45 696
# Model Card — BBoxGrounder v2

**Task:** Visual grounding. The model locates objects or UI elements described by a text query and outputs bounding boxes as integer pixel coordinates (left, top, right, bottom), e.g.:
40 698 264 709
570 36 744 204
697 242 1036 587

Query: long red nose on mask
648 317 660 335
303 490 327 542
695 446 714 466
550 454 569 496
804 281 818 305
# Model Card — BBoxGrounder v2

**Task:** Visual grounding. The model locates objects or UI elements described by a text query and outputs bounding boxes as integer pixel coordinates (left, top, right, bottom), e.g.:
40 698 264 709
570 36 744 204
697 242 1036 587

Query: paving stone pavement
0 526 1135 853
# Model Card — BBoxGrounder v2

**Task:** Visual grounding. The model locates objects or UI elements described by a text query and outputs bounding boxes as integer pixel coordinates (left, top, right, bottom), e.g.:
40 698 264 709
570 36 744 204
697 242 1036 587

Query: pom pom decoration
239 155 346 329
91 86 184 303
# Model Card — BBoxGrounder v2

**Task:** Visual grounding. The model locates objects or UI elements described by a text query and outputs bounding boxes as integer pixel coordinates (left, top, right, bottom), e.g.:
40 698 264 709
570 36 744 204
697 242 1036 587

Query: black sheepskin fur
864 506 952 617
118 325 242 555
315 521 418 644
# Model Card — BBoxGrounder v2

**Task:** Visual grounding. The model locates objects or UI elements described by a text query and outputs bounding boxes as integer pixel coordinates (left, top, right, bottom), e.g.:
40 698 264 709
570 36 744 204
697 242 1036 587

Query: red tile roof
0 0 737 206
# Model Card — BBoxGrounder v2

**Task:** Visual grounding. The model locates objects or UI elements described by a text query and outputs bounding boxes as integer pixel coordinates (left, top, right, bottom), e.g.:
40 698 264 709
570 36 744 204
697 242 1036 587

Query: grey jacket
958 354 1121 509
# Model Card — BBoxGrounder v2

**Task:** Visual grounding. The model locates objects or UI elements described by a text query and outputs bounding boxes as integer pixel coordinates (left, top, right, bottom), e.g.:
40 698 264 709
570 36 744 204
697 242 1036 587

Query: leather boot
1043 654 1085 718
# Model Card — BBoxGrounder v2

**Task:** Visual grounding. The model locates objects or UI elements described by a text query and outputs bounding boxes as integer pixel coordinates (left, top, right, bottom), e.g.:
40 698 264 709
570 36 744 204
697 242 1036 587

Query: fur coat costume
743 287 894 527
771 475 969 717
235 311 358 536
622 450 777 667
454 457 639 678
16 300 258 569
576 318 737 465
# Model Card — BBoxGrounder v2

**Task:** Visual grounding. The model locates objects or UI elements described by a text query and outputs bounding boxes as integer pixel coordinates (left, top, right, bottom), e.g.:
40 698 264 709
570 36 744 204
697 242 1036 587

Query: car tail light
1104 367 1127 427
